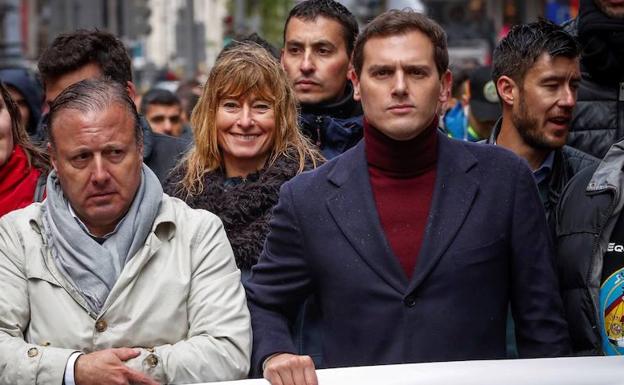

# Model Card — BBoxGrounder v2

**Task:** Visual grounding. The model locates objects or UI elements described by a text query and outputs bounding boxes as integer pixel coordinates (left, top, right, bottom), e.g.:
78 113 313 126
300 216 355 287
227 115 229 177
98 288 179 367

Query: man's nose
392 71 408 96
559 85 576 108
91 155 110 185
162 118 173 135
300 50 315 74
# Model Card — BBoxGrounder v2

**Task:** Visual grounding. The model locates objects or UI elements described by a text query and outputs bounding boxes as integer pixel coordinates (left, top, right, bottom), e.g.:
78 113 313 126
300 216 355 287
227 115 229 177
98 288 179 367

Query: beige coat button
27 347 38 357
95 320 107 332
145 353 159 368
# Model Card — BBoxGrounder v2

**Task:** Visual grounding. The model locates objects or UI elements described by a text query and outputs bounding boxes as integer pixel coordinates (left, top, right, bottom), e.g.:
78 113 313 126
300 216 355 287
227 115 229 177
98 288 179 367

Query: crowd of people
0 0 623 384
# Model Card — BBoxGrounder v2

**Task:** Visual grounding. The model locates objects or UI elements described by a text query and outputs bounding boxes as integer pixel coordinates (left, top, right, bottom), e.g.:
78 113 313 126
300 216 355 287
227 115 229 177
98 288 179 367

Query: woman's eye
222 101 239 109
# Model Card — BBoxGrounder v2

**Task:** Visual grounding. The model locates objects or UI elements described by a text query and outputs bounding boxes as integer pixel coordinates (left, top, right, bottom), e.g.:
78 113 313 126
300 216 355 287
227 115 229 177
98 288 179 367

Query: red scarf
0 145 43 217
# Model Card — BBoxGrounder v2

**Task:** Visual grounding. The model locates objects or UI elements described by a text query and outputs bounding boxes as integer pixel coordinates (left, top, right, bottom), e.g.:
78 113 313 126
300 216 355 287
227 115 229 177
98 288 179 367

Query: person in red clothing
245 9 571 385
0 81 48 217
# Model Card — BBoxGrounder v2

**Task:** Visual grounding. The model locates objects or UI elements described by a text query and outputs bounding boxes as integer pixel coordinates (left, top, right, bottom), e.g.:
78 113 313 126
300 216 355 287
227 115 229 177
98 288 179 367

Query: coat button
95 320 108 332
145 353 159 368
404 295 417 308
27 347 38 357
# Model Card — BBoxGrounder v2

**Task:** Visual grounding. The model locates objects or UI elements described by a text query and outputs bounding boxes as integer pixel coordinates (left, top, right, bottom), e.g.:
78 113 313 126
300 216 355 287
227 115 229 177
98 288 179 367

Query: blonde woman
165 42 322 274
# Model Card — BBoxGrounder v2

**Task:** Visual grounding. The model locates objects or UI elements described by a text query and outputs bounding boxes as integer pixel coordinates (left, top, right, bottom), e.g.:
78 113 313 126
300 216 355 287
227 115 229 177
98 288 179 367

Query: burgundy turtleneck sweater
365 118 438 280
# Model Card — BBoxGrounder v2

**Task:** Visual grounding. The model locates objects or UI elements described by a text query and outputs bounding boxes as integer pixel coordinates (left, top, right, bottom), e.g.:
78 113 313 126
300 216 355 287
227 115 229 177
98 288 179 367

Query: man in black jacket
556 138 624 355
281 0 362 159
38 30 190 182
563 0 624 159
487 19 597 223
556 4 624 354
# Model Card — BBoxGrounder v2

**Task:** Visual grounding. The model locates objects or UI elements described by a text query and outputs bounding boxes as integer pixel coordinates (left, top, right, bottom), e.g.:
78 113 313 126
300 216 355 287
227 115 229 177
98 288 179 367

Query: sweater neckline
365 116 439 178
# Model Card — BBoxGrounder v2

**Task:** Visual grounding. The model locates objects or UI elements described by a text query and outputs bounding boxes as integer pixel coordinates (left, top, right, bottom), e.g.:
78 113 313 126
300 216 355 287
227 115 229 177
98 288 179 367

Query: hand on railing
263 353 318 385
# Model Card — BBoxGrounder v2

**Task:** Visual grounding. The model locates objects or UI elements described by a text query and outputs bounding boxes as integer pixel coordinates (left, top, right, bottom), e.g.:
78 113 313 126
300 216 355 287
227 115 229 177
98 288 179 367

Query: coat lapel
326 143 409 294
407 134 479 293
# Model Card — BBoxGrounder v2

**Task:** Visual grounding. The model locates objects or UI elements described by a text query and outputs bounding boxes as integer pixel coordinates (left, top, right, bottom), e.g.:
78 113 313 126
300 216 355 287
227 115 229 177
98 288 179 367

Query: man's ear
346 62 354 80
496 76 517 107
127 81 138 103
351 68 361 101
439 69 452 104
47 142 58 171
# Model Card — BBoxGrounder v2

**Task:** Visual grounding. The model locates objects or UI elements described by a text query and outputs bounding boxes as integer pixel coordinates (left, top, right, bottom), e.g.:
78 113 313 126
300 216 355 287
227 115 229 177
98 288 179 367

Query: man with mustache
281 0 362 159
247 10 570 385
486 19 596 223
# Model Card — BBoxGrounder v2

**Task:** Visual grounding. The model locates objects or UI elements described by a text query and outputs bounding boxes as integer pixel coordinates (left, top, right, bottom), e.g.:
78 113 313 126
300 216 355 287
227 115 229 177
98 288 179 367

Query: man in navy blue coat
246 10 571 385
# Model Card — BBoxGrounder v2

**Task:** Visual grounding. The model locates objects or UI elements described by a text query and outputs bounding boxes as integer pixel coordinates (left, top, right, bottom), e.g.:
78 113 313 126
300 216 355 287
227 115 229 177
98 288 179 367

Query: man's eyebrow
285 40 303 46
540 75 571 83
312 40 336 47
285 39 336 47
66 146 93 158
402 64 432 73
367 64 394 73
102 143 125 151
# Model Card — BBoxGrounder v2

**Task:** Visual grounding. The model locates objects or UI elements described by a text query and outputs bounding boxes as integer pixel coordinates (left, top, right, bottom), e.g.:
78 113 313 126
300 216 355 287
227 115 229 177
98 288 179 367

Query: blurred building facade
0 0 227 87
0 0 581 81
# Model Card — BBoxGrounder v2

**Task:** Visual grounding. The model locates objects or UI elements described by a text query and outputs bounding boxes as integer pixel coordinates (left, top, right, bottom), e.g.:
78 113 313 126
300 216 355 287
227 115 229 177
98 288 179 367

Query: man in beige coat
0 79 251 385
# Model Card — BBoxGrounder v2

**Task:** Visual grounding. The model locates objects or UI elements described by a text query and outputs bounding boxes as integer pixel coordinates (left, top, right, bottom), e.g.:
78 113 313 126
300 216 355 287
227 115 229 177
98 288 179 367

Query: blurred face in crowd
44 62 103 112
281 16 351 105
0 98 13 166
512 53 580 151
352 30 451 141
7 86 30 129
595 0 624 18
145 103 183 136
49 103 143 237
216 93 275 178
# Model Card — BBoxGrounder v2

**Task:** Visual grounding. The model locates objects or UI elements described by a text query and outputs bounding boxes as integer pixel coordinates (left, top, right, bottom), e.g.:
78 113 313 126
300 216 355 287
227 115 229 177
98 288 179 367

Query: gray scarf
42 164 163 314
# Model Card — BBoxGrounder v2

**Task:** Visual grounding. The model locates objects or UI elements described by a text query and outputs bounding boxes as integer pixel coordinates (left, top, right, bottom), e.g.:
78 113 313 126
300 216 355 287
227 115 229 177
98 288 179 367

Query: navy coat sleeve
245 181 313 374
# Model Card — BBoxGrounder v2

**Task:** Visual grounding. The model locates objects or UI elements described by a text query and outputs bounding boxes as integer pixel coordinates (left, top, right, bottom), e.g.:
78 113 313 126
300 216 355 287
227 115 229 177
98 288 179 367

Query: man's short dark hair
352 9 448 78
47 78 142 146
284 0 359 57
38 29 132 87
140 88 181 115
492 19 580 86
222 33 280 60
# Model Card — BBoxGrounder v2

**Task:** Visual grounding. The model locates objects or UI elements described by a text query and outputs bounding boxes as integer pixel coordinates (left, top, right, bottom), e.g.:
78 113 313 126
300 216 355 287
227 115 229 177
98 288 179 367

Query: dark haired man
282 0 362 158
0 79 251 385
487 20 596 223
37 29 190 182
562 0 624 159
247 9 570 385
140 88 187 138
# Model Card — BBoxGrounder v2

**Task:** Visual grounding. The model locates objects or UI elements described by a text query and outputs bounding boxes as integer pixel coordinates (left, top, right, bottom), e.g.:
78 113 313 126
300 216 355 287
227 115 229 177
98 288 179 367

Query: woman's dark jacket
165 151 315 269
